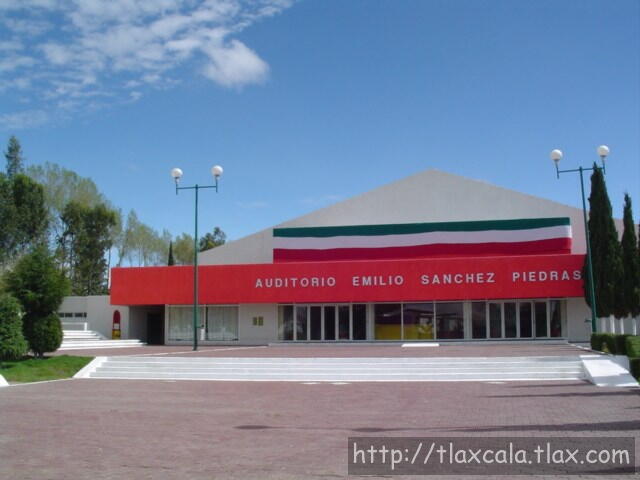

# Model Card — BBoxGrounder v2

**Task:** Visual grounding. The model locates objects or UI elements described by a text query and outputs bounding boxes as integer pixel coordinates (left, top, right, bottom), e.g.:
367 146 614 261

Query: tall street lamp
171 165 224 351
550 145 610 334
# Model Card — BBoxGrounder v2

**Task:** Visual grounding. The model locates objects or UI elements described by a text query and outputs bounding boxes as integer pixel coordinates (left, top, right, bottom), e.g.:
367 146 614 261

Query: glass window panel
489 303 502 338
278 305 293 341
436 302 464 339
324 306 336 340
535 301 548 337
404 303 435 340
471 302 487 339
206 306 238 341
352 304 367 340
519 302 532 338
296 306 308 341
375 304 401 340
550 300 562 337
338 305 350 340
504 302 517 338
168 306 202 341
310 306 322 340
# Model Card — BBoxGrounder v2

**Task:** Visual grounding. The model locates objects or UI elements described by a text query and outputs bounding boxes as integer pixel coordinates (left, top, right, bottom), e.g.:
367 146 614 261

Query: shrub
600 333 617 354
626 336 640 358
629 358 640 381
0 294 27 360
23 313 62 358
5 246 69 357
591 333 606 351
614 334 633 356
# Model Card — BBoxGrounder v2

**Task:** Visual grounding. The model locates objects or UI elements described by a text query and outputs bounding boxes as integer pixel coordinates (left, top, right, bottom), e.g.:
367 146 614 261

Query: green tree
26 162 111 242
4 135 24 178
5 246 69 358
168 241 175 266
173 233 195 265
0 293 28 361
0 173 17 265
583 165 623 317
199 227 226 252
621 194 640 317
12 174 48 250
60 201 117 295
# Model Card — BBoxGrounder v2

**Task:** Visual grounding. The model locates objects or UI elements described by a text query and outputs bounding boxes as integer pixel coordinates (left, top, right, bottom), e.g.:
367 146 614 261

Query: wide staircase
86 356 585 381
60 330 145 351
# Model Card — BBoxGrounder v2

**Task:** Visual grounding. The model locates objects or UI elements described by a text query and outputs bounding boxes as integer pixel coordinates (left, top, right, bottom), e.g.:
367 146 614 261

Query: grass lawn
0 355 93 383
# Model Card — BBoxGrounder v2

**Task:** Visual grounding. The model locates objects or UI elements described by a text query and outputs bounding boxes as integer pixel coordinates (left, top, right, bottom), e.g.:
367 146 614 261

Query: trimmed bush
629 358 640 381
591 333 606 352
626 336 640 358
614 334 633 356
0 294 27 360
23 313 62 358
601 333 617 354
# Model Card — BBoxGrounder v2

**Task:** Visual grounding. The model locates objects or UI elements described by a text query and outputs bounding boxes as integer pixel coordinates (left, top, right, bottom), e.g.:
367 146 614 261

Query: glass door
324 306 336 340
310 306 322 340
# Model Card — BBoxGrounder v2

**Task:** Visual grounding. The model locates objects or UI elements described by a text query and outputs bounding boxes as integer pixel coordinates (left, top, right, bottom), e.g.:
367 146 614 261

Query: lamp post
550 145 610 334
171 165 224 351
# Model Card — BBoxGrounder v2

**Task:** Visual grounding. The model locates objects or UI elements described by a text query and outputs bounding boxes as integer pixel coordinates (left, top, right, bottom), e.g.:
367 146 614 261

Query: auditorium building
108 169 598 345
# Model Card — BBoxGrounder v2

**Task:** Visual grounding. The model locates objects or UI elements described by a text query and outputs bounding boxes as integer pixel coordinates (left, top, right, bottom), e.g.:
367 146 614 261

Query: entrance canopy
110 254 584 306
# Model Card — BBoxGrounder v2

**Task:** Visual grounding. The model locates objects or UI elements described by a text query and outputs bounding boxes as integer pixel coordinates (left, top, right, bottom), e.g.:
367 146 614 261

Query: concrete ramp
81 356 586 382
581 355 639 388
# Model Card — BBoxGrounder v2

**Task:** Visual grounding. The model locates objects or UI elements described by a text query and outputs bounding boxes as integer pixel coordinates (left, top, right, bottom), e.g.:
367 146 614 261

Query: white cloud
0 0 295 126
0 109 49 130
202 39 269 88
0 56 36 72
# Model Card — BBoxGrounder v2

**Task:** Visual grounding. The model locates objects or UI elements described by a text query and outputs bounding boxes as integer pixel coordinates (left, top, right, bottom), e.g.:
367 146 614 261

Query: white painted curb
402 343 440 347
73 356 107 379
580 355 639 388
0 374 8 387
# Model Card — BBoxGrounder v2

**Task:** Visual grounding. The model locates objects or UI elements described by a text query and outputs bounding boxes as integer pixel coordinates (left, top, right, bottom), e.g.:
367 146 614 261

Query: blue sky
1 0 638 242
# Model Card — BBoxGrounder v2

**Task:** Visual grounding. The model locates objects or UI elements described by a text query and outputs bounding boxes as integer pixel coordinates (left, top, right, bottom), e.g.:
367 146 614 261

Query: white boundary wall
59 296 130 340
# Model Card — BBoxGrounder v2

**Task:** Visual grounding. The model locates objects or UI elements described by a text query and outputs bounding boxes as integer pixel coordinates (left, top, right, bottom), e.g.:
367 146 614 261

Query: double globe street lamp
550 145 610 334
171 165 224 351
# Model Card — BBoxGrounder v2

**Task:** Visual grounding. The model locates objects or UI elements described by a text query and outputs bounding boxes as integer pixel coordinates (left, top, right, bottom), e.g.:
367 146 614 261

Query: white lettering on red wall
255 277 337 288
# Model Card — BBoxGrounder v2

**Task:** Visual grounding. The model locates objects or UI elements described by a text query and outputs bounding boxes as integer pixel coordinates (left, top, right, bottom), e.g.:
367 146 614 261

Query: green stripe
273 217 570 238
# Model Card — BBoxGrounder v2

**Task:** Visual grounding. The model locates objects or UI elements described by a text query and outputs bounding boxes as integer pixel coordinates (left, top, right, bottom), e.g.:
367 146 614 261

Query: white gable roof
199 169 591 265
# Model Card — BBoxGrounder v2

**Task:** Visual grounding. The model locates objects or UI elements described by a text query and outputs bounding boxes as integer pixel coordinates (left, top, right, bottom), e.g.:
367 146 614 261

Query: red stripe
273 238 572 262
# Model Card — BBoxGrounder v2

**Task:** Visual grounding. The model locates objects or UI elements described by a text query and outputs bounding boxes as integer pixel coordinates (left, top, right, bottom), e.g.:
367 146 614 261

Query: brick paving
1 375 638 479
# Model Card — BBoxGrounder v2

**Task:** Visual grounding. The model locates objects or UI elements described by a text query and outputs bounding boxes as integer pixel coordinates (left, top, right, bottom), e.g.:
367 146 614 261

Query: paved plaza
1 344 639 479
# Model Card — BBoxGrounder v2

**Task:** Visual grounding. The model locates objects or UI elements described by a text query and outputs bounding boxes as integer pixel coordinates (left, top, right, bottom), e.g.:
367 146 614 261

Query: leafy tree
12 174 48 250
26 162 111 242
0 293 27 361
59 201 117 295
583 165 623 317
4 135 24 178
173 232 195 265
168 241 175 266
199 227 226 252
0 173 17 265
621 194 640 317
4 246 69 358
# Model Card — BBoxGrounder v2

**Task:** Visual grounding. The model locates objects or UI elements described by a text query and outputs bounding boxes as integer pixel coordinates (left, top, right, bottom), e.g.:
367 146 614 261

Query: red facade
110 254 585 306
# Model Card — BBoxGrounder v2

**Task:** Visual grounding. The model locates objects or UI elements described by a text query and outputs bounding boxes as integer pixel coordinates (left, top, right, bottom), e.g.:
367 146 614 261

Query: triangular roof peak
200 168 591 265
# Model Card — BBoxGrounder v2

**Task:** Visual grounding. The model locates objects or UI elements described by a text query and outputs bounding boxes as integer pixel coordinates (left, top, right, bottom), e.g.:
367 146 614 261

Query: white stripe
274 225 571 250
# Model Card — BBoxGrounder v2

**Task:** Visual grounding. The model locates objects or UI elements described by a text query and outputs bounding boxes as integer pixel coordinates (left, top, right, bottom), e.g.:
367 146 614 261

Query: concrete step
86 356 586 382
59 339 145 350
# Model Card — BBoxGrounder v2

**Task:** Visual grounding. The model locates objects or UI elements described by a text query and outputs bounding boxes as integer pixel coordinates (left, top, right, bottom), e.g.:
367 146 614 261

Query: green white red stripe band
273 217 572 262
273 225 571 250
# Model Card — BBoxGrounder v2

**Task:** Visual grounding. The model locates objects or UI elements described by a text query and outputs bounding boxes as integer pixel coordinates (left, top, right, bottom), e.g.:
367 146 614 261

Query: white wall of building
238 304 278 344
59 295 130 339
565 297 592 342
